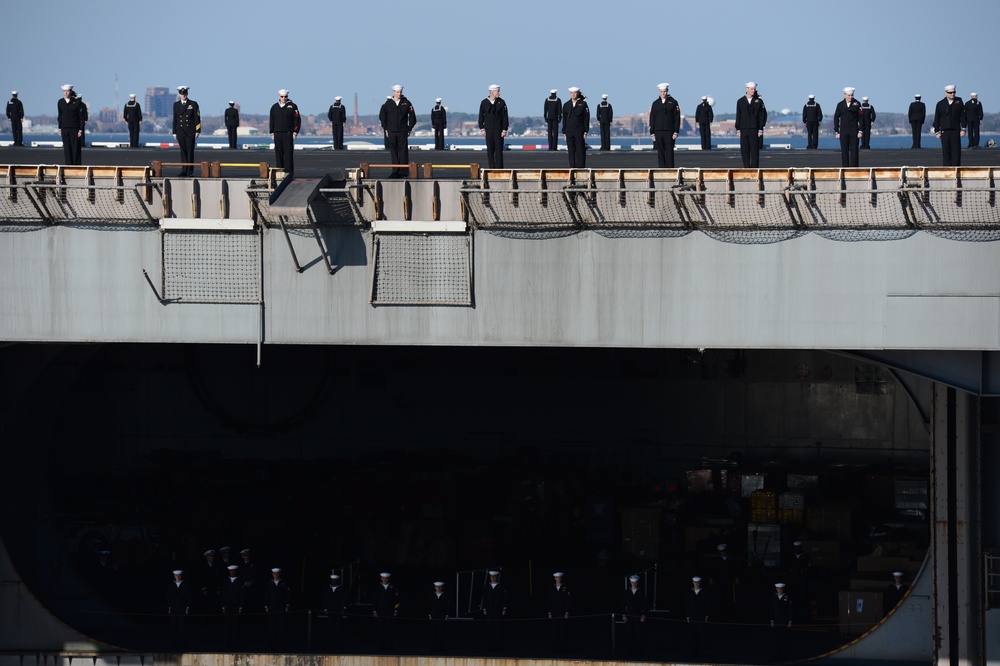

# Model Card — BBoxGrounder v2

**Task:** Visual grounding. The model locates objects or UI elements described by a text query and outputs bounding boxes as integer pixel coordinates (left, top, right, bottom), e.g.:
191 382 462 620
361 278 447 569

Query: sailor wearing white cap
270 89 300 176
547 571 571 651
379 84 416 177
373 571 400 649
769 582 793 658
167 568 192 646
431 97 447 150
710 543 739 620
859 96 876 149
328 95 347 150
544 89 562 150
264 566 290 647
597 93 614 151
909 94 927 148
683 576 709 657
735 81 767 167
479 84 509 168
172 85 200 176
221 565 244 648
802 94 823 149
121 93 142 147
884 571 910 614
621 573 646 655
834 86 863 167
650 82 680 167
57 84 85 165
933 85 966 166
324 573 346 647
7 89 24 146
696 95 714 151
482 569 508 648
427 580 451 650
965 91 983 149
563 87 590 168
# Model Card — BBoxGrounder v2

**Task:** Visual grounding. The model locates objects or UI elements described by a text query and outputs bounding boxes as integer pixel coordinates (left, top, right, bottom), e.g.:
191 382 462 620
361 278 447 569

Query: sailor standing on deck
562 88 589 168
933 84 966 167
122 94 142 148
328 96 346 150
964 92 983 148
379 85 416 178
270 89 300 176
908 94 926 148
479 84 509 169
57 84 84 165
649 83 680 167
597 94 613 151
695 96 714 151
802 94 823 149
7 91 24 147
225 102 240 150
172 86 200 177
431 98 447 151
544 89 561 151
735 82 767 168
860 97 876 149
834 86 863 167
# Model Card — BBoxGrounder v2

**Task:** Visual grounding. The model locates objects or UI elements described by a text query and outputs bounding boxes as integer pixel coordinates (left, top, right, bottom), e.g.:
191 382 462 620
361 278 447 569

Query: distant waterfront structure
144 86 173 119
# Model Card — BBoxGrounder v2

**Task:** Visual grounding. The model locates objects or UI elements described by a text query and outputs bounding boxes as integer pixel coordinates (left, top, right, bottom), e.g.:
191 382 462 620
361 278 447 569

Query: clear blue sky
7 0 998 119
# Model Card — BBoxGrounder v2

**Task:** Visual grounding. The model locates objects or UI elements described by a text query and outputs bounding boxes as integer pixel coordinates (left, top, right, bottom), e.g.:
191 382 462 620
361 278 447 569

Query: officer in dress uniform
264 567 291 648
964 92 983 148
166 569 192 648
270 89 300 176
7 91 25 146
597 94 614 151
323 573 346 648
546 571 571 652
122 93 142 148
431 98 447 151
372 572 400 650
802 94 823 149
695 96 714 151
562 88 589 168
735 82 767 168
859 97 876 149
620 574 646 656
544 89 561 151
933 84 966 167
834 87 863 167
769 582 793 659
684 576 710 659
221 564 244 649
379 85 416 177
908 94 926 148
225 102 240 150
649 83 681 167
481 569 507 651
479 84 509 169
883 571 909 615
172 86 200 177
57 85 84 165
427 581 451 652
328 96 347 150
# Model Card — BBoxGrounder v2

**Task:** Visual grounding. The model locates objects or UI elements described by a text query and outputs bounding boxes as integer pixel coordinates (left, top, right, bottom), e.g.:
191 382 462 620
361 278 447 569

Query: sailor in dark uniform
908 94 926 148
933 84 966 167
834 86 863 167
479 84 509 168
544 89 561 151
964 92 983 148
57 84 84 165
735 82 767 168
225 101 240 150
883 571 909 615
481 569 507 650
172 86 200 177
77 96 88 152
649 83 681 167
198 549 222 615
427 581 451 651
769 582 793 659
431 98 447 151
323 573 346 648
859 97 876 149
802 94 823 149
166 569 192 648
695 96 714 151
7 91 25 146
597 94 613 151
264 567 291 648
328 96 347 150
372 572 400 650
379 85 417 177
122 94 142 148
709 543 739 622
562 88 589 168
620 574 646 656
270 89 300 176
220 565 244 649
546 571 571 652
684 576 710 659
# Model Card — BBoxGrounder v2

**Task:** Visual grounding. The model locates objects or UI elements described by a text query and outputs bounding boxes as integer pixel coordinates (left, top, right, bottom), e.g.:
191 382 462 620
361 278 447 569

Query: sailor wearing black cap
933 84 966 166
479 84 509 168
649 83 680 167
379 85 416 177
544 89 561 150
908 94 926 148
802 95 823 149
172 86 200 176
834 87 863 167
270 89 300 176
562 88 589 168
431 98 447 151
7 91 24 146
57 84 84 165
328 96 347 150
123 94 142 147
225 102 240 149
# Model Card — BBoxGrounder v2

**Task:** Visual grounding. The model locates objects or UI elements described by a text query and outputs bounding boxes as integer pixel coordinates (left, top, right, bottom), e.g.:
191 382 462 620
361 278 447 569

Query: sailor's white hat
435 97 442 103
550 89 557 94
172 569 183 575
808 94 815 99
227 565 239 571
488 84 500 92
601 94 608 99
433 581 445 586
488 570 500 576
775 582 786 588
717 544 727 551
628 575 640 582
61 84 73 92
553 571 565 577
745 81 757 88
335 96 342 101
392 84 403 92
177 86 188 93
843 87 855 94
380 572 392 578
945 84 956 92
892 571 904 577
271 567 282 573
278 89 289 96
692 576 702 582
657 83 669 91
204 549 215 556
331 574 341 579
129 93 136 98
568 87 580 93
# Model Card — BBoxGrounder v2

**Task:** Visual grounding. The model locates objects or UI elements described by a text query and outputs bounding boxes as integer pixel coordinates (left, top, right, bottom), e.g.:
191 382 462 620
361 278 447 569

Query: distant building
98 108 118 124
145 87 173 119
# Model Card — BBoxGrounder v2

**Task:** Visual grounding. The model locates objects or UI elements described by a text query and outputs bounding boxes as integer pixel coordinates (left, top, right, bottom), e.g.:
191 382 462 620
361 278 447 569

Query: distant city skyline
5 0 998 119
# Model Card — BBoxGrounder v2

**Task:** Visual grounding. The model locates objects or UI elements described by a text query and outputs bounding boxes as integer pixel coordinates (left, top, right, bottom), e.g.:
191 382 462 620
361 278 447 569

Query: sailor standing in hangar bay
122 93 142 148
172 86 200 177
270 89 301 176
379 85 416 178
544 89 561 151
834 87 863 167
478 84 508 169
57 84 84 165
735 82 766 168
6 91 24 147
328 96 346 150
649 83 680 167
801 94 822 149
225 101 240 150
562 87 589 168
